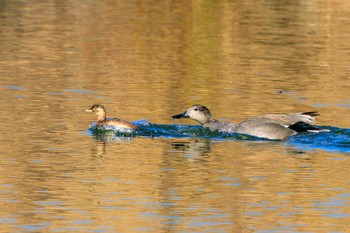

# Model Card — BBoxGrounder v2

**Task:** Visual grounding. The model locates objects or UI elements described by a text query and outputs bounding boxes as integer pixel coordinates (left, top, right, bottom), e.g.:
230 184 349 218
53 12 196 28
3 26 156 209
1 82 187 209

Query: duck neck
97 112 106 122
201 117 219 125
210 117 220 123
202 117 221 131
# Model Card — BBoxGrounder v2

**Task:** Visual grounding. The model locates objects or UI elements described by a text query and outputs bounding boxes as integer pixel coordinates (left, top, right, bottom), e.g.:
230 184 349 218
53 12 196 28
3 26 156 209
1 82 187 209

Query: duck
172 104 327 140
85 104 138 131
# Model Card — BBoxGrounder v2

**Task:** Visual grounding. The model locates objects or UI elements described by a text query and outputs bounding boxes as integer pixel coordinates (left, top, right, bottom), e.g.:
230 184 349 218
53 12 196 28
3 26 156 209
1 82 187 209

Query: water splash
87 120 268 141
86 122 350 153
86 122 137 141
288 126 350 153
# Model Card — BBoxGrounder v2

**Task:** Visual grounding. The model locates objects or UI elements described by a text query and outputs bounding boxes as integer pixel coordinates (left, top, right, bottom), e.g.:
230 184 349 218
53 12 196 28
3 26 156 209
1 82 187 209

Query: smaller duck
85 104 138 131
172 104 327 140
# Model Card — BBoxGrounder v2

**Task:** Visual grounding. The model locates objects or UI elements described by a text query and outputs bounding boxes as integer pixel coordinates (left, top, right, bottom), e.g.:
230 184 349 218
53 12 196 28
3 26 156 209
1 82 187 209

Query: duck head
172 104 212 125
85 104 106 121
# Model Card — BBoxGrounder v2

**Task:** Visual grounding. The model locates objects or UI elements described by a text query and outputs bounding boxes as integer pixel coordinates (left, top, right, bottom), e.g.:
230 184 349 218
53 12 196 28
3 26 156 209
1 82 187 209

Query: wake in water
288 127 350 153
86 120 350 153
87 120 262 140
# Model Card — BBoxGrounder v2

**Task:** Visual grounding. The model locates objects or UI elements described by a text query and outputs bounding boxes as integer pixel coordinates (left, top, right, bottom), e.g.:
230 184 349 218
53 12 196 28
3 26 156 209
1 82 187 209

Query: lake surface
1 0 350 232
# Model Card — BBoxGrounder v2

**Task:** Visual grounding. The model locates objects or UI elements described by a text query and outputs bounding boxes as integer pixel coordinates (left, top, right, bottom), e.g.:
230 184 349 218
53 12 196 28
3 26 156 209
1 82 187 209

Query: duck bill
172 112 189 119
85 109 94 112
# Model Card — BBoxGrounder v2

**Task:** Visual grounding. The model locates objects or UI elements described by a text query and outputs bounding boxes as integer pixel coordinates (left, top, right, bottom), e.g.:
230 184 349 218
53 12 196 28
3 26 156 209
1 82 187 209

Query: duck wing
245 112 318 126
231 112 323 139
105 118 138 129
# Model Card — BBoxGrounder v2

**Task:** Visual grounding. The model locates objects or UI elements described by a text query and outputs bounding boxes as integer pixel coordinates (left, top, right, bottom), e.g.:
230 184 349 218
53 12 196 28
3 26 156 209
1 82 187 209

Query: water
1 0 350 232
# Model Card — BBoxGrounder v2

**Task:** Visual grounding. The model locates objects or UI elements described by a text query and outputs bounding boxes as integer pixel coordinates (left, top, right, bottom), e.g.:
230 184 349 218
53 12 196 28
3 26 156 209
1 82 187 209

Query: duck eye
194 108 198 111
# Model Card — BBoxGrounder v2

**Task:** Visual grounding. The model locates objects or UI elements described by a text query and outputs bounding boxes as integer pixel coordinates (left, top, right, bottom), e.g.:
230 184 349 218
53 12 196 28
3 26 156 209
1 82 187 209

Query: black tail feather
302 111 319 117
289 121 321 132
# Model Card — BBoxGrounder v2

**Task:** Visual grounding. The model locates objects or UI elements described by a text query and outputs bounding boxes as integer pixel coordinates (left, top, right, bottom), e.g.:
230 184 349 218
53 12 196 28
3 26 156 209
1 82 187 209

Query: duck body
96 118 138 130
86 104 138 132
172 105 326 140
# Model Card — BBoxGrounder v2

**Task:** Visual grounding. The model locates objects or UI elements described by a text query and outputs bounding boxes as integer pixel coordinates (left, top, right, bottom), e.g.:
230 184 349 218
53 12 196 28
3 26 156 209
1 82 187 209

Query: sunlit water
1 0 350 232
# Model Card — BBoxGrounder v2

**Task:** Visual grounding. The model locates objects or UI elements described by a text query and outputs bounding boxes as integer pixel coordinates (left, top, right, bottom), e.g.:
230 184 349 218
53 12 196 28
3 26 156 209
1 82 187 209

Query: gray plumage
172 104 326 140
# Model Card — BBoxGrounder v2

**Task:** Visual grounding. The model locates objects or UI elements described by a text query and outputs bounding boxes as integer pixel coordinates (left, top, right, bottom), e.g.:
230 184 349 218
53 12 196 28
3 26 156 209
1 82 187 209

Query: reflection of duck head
85 104 138 131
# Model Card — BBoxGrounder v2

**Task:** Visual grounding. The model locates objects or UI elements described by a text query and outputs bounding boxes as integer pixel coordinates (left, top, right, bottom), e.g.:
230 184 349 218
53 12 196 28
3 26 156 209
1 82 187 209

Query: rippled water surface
1 0 350 232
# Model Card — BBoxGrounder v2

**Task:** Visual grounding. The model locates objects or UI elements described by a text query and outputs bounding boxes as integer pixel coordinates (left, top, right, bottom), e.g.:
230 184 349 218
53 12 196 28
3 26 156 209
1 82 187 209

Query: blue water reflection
288 126 350 153
313 193 350 219
86 121 350 154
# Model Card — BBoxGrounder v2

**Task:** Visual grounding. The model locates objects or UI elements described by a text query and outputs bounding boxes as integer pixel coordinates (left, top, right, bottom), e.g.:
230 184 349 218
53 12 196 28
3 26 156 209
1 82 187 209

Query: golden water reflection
1 0 350 232
1 138 350 232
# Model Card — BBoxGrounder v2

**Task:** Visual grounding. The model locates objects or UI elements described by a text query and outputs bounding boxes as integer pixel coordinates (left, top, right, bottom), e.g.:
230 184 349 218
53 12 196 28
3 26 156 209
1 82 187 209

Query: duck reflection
92 131 134 142
170 138 212 157
89 132 134 157
91 141 107 157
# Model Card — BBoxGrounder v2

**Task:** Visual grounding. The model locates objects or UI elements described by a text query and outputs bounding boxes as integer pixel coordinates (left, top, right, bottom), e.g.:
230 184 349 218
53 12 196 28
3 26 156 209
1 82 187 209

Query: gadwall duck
172 104 326 140
85 104 138 131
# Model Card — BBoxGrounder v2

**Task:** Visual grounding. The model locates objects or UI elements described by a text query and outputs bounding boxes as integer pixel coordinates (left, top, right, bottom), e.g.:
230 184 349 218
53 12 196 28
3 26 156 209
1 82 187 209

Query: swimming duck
172 104 326 140
85 104 138 131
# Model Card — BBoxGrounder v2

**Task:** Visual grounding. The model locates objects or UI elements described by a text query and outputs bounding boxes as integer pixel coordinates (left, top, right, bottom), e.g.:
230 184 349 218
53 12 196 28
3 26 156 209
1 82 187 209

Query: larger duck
172 104 326 140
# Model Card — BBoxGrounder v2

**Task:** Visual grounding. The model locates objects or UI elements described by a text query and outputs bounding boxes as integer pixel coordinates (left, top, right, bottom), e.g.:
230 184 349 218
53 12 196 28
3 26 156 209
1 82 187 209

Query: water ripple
86 122 350 153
